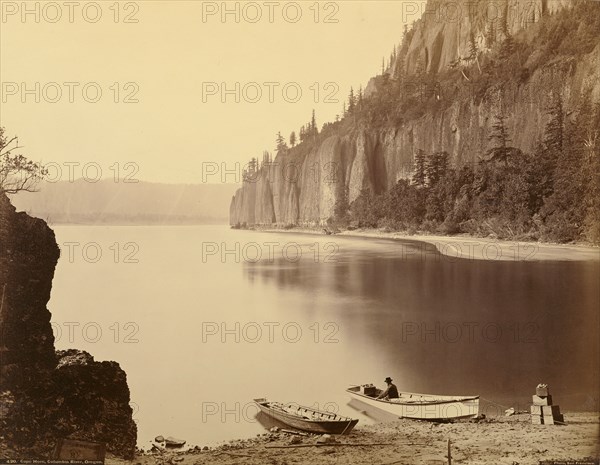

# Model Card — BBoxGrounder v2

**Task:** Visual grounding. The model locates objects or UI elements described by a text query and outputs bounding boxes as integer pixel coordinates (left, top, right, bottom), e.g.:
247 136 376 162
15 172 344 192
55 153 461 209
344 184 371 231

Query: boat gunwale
346 386 480 406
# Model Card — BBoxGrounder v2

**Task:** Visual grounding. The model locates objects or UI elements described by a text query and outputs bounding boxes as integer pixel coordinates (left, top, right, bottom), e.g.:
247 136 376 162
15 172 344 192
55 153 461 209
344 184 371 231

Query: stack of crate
531 384 564 425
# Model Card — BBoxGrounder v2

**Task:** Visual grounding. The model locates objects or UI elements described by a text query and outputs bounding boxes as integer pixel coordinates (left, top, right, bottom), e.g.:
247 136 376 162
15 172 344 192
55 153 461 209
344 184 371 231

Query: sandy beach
255 227 600 262
107 412 599 465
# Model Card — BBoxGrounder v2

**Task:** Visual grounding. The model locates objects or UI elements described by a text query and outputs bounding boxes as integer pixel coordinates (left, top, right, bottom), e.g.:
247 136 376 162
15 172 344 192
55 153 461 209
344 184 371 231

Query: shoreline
107 412 600 465
250 227 600 262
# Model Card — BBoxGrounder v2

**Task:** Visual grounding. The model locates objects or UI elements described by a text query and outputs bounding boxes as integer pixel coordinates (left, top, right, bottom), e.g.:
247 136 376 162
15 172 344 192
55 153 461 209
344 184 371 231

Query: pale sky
1 1 424 183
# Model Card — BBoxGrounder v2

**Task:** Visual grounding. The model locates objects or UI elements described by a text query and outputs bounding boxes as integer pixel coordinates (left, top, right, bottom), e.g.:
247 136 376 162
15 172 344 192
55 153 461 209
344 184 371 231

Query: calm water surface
49 225 600 447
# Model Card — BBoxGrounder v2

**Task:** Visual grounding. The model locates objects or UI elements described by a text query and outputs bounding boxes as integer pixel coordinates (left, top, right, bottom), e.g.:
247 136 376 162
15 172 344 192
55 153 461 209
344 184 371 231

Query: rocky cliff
398 0 572 76
0 194 59 389
230 0 600 227
0 194 136 459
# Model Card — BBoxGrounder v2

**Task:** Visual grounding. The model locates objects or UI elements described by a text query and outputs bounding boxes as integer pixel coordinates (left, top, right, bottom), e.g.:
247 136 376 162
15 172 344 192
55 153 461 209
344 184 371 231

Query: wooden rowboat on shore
347 384 479 420
254 398 359 434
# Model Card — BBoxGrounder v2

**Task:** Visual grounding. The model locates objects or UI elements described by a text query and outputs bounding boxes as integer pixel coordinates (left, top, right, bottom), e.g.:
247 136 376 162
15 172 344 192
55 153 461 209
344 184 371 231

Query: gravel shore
255 227 600 262
107 412 599 465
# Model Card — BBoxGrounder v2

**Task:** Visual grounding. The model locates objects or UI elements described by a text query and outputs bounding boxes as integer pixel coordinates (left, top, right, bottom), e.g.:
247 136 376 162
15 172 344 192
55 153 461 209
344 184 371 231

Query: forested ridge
233 1 600 244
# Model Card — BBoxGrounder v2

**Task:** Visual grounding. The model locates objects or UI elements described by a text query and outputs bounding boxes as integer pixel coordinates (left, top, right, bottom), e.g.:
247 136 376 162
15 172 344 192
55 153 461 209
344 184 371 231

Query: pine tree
262 150 271 165
247 157 257 177
486 113 520 166
425 151 450 187
468 31 478 60
348 87 356 112
499 26 515 62
582 103 600 242
544 94 564 155
543 95 598 242
500 7 510 39
527 94 565 205
467 31 482 73
290 131 296 147
486 21 496 48
333 187 350 226
276 131 287 153
412 149 427 188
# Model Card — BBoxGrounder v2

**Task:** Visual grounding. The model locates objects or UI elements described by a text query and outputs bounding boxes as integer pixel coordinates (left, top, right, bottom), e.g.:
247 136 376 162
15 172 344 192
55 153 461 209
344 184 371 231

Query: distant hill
11 180 238 225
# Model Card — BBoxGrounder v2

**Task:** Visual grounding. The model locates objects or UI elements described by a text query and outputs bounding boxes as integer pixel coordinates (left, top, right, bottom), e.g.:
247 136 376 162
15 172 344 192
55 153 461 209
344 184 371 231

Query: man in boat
377 377 399 400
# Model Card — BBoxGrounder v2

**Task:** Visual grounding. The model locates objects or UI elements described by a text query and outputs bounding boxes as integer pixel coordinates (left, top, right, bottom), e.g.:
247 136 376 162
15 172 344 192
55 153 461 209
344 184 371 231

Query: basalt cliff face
0 194 136 459
392 0 573 77
230 0 600 227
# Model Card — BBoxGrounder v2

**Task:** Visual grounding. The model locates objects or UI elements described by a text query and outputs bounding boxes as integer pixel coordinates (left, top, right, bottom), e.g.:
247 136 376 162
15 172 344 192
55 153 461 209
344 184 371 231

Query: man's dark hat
384 377 393 383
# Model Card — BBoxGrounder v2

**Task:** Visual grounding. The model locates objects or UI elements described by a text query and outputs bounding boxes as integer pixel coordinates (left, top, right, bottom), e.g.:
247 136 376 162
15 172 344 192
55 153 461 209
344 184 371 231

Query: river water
48 225 599 447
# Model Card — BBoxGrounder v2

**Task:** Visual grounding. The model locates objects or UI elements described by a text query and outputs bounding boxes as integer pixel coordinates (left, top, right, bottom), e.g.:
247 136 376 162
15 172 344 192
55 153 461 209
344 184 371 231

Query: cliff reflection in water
243 236 600 413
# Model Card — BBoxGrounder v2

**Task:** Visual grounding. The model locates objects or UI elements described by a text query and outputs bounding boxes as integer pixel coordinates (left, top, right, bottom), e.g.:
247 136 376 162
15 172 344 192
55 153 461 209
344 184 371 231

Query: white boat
347 384 479 420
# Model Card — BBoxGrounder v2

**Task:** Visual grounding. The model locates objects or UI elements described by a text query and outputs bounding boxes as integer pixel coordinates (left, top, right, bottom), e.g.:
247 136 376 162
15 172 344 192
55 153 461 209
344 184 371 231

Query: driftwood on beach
265 442 397 449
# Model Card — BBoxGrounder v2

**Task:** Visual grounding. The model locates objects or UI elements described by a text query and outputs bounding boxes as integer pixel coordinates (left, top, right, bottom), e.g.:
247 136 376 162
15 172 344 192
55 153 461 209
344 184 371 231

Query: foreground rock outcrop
0 194 136 459
0 193 59 390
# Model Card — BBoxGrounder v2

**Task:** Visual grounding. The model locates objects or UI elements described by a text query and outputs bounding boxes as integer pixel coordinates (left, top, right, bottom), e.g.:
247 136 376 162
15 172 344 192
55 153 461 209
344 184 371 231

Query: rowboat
346 384 479 420
253 398 358 434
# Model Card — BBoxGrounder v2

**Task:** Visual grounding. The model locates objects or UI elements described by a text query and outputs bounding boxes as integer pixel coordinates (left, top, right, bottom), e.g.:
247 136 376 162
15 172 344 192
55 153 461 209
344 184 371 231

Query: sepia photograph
0 1 599 464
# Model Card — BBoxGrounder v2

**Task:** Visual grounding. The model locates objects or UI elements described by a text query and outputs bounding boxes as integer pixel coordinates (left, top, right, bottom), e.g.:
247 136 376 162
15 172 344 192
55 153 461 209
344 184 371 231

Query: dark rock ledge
0 194 136 459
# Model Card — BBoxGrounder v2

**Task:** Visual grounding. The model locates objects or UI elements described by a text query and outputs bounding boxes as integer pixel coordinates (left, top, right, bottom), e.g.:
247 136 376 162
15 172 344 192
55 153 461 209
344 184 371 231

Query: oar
340 419 354 436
